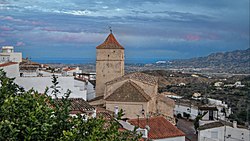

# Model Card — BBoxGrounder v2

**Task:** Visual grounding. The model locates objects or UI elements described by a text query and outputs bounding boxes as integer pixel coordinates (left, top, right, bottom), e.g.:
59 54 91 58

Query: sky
0 0 249 63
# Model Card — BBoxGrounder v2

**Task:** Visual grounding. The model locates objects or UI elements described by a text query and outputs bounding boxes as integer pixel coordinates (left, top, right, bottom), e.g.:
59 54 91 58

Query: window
209 110 214 120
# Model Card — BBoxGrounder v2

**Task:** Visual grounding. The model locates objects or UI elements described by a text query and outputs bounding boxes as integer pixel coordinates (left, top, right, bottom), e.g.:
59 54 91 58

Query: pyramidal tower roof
96 33 124 49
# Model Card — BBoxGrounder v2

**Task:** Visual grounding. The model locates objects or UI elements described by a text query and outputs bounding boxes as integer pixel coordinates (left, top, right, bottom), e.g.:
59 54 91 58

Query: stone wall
106 101 148 119
156 95 175 118
96 49 124 97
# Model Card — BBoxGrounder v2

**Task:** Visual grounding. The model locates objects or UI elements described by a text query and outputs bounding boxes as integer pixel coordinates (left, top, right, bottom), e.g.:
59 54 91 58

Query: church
90 31 175 121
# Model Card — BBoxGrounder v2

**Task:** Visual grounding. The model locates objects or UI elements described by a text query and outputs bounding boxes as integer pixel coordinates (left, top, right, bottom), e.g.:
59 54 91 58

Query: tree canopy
0 70 140 140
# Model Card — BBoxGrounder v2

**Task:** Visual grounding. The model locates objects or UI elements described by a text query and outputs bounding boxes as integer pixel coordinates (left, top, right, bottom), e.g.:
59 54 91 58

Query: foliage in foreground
0 70 140 140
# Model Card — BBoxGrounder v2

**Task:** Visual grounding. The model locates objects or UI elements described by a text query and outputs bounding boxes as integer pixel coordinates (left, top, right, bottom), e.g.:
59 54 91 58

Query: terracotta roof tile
106 72 158 86
62 68 76 71
96 33 124 49
0 62 18 67
129 116 185 139
54 98 95 114
157 94 175 107
95 106 114 119
105 80 151 102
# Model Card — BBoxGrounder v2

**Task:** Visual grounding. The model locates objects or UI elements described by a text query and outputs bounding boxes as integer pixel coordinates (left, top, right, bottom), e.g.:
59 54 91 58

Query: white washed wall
199 126 250 141
15 76 87 100
1 63 19 78
174 104 199 120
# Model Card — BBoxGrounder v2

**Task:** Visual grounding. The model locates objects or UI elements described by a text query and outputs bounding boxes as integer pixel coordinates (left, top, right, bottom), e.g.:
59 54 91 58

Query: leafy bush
0 70 140 140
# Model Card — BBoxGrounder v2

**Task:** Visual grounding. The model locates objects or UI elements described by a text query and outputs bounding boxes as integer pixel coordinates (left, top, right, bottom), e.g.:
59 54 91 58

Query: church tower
95 32 124 97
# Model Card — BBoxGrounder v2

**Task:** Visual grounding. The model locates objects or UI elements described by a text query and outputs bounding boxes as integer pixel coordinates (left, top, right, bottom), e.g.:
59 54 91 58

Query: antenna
137 115 140 127
109 26 112 33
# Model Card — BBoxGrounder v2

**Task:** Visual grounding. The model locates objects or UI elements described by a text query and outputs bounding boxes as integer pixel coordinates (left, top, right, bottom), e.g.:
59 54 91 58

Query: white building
177 82 186 86
234 81 245 88
198 121 250 141
162 92 183 99
15 76 87 100
62 67 82 76
214 82 224 87
0 62 20 77
192 92 202 100
207 98 232 120
0 46 22 63
174 102 199 120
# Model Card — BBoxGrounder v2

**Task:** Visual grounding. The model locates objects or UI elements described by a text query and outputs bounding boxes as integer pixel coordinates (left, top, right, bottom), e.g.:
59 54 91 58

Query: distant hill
169 48 250 73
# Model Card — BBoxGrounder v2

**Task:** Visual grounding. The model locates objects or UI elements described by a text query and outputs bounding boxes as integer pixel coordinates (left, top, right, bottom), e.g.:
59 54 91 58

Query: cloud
0 0 248 60
0 26 13 31
0 39 5 43
0 16 43 26
185 34 201 41
16 41 25 46
46 32 105 44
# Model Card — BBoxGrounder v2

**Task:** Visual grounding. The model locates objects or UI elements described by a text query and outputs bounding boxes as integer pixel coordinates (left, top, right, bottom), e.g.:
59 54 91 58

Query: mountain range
168 48 250 74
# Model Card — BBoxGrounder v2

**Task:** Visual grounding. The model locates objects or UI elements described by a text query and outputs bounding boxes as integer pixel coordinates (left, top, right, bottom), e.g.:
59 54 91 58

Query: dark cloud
0 0 248 61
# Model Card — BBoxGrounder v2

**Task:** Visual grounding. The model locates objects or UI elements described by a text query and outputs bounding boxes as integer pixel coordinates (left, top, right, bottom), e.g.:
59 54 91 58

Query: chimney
233 121 237 128
114 106 118 118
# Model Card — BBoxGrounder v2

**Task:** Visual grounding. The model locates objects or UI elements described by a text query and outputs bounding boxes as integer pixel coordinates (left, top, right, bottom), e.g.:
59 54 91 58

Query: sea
31 58 166 64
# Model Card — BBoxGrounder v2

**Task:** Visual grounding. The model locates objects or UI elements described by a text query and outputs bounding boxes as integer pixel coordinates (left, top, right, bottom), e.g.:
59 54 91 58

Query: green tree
0 70 140 140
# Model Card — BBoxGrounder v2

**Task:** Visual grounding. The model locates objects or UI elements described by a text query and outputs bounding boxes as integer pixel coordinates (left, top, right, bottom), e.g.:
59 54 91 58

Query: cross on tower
109 26 112 33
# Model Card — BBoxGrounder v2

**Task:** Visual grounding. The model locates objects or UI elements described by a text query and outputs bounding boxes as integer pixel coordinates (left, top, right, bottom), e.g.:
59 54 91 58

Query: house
19 58 41 77
234 81 245 87
198 105 218 125
62 67 82 76
161 92 183 99
128 116 185 141
192 92 202 100
214 82 224 87
177 82 186 86
53 98 96 119
15 75 90 100
198 120 250 141
207 98 232 120
174 99 200 120
0 46 22 63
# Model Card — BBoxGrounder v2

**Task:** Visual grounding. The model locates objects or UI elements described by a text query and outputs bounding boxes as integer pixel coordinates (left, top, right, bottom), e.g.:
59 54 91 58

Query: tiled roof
20 59 40 71
96 33 124 49
95 106 114 119
20 58 40 65
129 116 185 139
157 94 175 107
88 95 104 102
54 98 95 114
106 72 158 86
0 62 18 67
62 68 76 71
198 120 248 130
105 80 151 102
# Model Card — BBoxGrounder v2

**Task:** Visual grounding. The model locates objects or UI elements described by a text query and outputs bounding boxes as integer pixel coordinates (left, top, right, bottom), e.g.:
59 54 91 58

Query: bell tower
95 32 124 97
